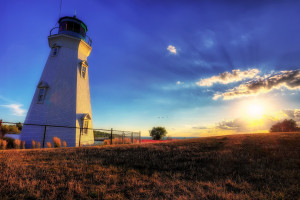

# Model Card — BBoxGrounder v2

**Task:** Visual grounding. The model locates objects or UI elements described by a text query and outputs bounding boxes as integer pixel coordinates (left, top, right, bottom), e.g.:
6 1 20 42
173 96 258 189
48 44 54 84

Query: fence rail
0 121 141 146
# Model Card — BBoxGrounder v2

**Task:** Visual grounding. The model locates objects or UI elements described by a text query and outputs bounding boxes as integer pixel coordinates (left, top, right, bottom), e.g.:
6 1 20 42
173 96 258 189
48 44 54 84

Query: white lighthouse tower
21 16 94 147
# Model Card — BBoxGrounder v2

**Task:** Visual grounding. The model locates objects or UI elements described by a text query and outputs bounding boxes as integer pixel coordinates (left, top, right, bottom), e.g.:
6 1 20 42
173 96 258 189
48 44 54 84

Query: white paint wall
21 34 94 148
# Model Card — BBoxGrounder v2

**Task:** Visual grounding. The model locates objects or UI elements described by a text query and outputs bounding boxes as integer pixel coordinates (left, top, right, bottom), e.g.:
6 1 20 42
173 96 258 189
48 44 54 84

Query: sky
1 0 300 137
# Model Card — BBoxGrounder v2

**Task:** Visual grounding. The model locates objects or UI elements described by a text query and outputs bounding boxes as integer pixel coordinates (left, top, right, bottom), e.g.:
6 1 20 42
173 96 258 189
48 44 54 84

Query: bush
22 141 25 149
149 127 167 140
53 137 61 148
32 140 36 149
37 142 41 149
14 139 21 149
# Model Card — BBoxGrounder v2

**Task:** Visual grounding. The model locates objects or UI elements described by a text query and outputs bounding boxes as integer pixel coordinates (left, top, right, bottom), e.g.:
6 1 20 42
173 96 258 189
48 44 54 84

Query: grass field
0 132 299 199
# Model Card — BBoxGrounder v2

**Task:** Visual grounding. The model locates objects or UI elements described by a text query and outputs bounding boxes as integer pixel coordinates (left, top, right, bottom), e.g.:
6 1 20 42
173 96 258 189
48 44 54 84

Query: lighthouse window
37 88 46 103
83 120 89 134
81 65 87 79
52 48 58 56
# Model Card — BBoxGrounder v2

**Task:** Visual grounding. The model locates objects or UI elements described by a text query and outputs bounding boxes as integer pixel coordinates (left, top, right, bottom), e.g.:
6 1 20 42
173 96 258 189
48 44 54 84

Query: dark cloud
215 70 300 100
217 119 246 131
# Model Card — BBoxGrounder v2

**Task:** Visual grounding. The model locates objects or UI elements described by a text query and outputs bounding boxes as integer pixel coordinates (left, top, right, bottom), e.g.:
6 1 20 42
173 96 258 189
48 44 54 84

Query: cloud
176 81 183 85
217 119 246 131
282 109 300 121
167 45 177 54
192 126 207 130
197 69 260 87
214 70 300 100
1 104 26 116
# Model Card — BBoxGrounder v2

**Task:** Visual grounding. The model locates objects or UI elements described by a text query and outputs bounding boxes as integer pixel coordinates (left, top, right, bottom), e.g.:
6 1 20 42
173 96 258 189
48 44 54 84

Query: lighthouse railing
49 27 92 46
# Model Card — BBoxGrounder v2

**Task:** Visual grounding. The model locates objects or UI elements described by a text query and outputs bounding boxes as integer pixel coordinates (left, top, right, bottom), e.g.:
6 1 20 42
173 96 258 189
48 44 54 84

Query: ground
0 132 299 199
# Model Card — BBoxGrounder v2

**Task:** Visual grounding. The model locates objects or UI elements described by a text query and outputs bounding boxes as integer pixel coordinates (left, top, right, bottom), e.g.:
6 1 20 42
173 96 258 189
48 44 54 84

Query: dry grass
0 132 299 199
0 139 7 150
31 140 36 149
103 138 138 145
46 142 52 148
53 137 61 148
13 139 21 149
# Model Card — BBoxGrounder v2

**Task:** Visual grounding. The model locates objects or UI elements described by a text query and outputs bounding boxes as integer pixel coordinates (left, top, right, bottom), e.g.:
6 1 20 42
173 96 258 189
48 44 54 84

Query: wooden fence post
42 125 47 148
110 128 113 145
139 131 141 144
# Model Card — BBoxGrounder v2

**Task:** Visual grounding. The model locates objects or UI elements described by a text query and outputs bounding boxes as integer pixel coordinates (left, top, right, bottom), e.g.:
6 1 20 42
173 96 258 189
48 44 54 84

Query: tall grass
0 139 7 150
0 132 299 199
53 137 61 148
13 139 21 149
63 141 67 148
46 142 52 148
103 138 137 145
31 140 36 149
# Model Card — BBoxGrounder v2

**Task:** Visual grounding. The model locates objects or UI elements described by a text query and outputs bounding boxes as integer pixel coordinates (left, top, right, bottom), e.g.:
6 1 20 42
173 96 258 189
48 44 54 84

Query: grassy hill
0 132 299 199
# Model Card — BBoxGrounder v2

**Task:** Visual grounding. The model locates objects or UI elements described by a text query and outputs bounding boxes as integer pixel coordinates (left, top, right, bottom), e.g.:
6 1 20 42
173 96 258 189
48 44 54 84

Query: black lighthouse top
58 16 88 40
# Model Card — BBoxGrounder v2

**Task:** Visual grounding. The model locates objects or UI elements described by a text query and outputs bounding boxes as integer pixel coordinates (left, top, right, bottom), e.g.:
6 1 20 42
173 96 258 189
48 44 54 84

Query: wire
59 0 62 18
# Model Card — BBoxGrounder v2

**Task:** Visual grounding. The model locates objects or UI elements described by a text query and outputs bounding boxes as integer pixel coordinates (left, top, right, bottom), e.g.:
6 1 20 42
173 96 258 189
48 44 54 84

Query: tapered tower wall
21 18 94 147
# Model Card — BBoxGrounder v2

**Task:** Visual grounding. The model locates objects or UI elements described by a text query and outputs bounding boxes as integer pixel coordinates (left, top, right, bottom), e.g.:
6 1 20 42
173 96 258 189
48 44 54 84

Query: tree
150 127 167 140
16 122 23 131
270 119 299 132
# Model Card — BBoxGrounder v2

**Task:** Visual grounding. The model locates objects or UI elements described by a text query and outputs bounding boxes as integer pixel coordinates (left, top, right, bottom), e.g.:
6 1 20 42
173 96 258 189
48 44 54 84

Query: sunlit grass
0 132 299 199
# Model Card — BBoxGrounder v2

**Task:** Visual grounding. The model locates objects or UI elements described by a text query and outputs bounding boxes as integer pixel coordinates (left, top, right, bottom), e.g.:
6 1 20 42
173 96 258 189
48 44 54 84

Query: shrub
149 127 167 140
63 141 67 148
14 139 21 149
32 140 36 149
53 137 61 148
37 142 41 149
22 141 25 149
46 142 52 148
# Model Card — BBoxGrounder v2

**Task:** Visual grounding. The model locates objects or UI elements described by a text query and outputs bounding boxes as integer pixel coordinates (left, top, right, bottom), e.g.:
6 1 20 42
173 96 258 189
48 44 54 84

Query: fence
0 121 141 147
94 128 141 145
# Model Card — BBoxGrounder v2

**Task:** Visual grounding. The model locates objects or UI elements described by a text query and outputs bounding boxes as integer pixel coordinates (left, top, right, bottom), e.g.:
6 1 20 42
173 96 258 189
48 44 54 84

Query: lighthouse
21 16 94 147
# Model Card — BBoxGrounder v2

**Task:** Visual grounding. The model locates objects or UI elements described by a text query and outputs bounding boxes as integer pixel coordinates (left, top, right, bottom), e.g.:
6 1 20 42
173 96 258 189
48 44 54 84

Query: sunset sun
246 103 265 119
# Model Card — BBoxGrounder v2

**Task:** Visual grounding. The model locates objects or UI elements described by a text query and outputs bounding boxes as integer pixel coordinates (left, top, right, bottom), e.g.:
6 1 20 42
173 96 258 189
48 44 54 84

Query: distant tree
16 122 23 131
1 125 20 135
270 119 299 132
150 127 167 140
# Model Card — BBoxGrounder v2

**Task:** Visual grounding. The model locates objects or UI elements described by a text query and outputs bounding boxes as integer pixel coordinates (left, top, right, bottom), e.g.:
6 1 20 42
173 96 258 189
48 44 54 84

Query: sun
246 103 265 119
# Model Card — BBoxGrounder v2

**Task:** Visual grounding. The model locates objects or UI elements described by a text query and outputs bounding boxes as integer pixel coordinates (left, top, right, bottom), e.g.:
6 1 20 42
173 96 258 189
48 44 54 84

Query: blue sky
1 0 300 136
